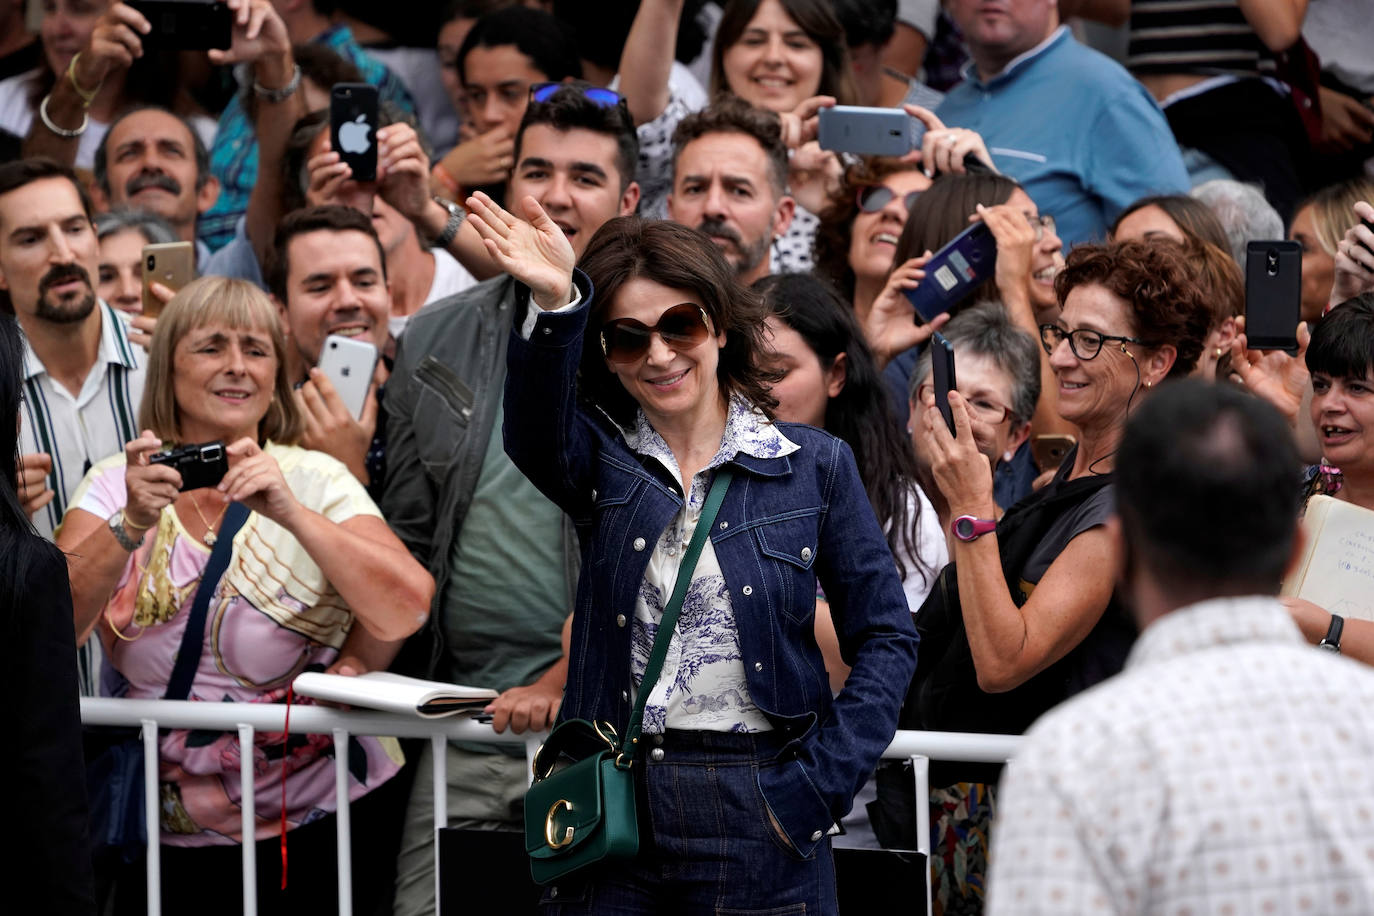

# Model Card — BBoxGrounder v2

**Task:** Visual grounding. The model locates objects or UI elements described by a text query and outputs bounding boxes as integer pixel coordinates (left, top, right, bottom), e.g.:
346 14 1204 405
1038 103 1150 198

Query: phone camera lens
146 255 155 270
1266 250 1279 276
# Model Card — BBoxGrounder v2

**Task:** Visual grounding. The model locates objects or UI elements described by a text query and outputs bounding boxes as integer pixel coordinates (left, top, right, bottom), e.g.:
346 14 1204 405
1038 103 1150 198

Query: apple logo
340 366 351 377
339 114 372 155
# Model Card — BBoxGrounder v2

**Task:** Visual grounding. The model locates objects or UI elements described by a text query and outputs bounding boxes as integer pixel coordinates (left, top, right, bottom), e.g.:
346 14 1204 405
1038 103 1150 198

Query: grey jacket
382 273 579 678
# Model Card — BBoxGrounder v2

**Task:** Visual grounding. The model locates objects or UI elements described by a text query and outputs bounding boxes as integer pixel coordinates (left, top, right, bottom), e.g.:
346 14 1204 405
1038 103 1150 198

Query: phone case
817 106 924 157
906 222 998 324
331 83 379 182
317 335 379 420
127 1 231 50
1244 240 1302 352
141 242 195 317
931 333 957 436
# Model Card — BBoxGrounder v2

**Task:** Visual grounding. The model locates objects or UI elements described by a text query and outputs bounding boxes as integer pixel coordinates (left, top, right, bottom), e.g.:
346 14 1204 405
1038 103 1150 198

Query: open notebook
292 671 498 718
1280 495 1374 622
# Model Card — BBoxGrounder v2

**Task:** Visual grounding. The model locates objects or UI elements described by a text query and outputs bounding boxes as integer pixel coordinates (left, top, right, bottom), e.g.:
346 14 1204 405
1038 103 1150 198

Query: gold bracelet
66 52 103 108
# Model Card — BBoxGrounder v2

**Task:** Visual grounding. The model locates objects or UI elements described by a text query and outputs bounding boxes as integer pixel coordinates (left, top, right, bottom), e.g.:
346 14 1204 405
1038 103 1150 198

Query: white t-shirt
388 247 478 339
0 69 217 170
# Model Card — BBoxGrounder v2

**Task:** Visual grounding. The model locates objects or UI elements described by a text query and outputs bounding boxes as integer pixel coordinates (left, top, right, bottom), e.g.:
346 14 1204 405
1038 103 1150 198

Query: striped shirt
19 303 144 694
1128 0 1276 78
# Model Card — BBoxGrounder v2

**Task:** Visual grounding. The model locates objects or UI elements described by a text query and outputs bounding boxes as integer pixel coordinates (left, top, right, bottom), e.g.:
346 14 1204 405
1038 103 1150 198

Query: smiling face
848 169 931 285
279 228 390 376
508 124 639 259
1048 283 1143 432
101 109 215 238
762 315 843 427
1007 187 1064 312
603 277 728 427
1290 204 1335 325
1311 370 1374 476
97 227 144 314
721 0 824 113
40 0 104 78
0 175 99 326
172 321 278 445
668 131 792 284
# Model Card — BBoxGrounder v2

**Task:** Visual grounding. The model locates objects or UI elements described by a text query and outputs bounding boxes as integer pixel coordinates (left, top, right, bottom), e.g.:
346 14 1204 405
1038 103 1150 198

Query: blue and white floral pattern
625 397 798 733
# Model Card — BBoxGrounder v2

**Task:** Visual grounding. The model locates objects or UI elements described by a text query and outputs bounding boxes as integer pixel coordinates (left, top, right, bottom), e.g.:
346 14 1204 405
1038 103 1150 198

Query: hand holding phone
818 106 924 157
931 333 957 437
331 83 380 182
127 1 231 50
317 335 379 420
1244 241 1301 352
906 222 998 324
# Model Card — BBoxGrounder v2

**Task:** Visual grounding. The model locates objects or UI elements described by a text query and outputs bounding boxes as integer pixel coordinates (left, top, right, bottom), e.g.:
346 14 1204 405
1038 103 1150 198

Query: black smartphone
931 333 956 436
149 441 228 491
906 222 998 324
1244 240 1302 352
330 83 379 182
127 1 231 50
1360 217 1374 258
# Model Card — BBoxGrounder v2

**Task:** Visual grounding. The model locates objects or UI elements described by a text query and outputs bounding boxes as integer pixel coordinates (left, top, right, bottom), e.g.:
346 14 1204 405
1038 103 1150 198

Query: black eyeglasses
1039 324 1143 360
600 303 714 365
530 82 626 109
856 184 921 214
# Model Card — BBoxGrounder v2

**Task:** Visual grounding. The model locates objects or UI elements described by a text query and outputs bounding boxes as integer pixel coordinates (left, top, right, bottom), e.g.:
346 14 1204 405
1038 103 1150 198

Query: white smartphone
817 106 925 157
317 334 378 420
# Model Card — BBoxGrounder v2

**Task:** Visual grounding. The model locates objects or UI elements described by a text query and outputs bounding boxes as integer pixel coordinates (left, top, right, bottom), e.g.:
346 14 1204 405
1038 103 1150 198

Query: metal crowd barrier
80 698 1021 916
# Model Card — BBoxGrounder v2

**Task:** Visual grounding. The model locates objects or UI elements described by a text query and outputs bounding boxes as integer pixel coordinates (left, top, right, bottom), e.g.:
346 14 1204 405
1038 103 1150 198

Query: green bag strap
619 465 734 762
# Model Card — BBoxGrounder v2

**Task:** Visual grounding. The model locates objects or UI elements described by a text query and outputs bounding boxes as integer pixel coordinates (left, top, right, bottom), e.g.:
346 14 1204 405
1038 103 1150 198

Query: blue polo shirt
936 27 1188 245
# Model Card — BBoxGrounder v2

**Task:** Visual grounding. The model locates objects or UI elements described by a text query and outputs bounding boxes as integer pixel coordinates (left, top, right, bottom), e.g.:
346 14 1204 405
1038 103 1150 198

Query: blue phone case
905 222 998 324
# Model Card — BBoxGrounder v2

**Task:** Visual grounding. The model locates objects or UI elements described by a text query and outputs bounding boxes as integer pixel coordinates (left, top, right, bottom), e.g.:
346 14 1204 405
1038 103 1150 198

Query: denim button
633 537 646 551
650 748 665 762
801 547 812 561
810 830 823 842
718 521 728 530
616 614 626 627
652 734 663 745
754 661 763 672
741 585 753 596
621 690 629 702
550 887 559 899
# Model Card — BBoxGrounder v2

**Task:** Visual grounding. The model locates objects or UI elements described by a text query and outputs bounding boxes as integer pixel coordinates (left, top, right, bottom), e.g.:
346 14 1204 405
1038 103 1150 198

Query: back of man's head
1116 380 1302 605
1190 180 1284 266
514 82 639 191
671 97 789 199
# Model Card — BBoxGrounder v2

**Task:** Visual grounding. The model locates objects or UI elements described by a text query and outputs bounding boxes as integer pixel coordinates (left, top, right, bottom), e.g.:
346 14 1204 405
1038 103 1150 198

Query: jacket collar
621 395 798 484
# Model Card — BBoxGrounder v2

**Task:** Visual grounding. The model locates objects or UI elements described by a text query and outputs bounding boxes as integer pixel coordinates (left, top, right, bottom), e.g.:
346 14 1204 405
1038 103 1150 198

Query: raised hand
437 127 516 190
208 0 292 66
71 3 151 91
377 123 432 224
921 391 995 519
1229 316 1311 426
1330 200 1374 308
778 95 836 150
975 202 1035 304
294 364 383 486
904 105 995 177
218 437 300 525
465 190 576 311
123 430 181 529
863 254 950 370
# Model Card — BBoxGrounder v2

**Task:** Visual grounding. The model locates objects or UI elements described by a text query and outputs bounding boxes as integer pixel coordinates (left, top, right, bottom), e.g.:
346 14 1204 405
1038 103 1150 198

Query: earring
1144 380 1153 389
1215 347 1224 358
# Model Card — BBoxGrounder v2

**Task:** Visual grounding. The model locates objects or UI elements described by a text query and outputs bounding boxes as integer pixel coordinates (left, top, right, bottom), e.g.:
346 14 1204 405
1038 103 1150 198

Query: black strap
164 502 250 701
621 468 733 754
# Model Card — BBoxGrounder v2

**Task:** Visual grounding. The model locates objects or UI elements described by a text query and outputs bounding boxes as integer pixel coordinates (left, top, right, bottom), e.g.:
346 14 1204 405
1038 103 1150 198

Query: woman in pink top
57 276 434 914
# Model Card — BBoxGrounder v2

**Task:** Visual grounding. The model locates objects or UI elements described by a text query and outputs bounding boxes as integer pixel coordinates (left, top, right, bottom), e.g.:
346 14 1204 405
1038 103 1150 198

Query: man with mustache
0 156 146 695
667 97 796 286
92 107 221 270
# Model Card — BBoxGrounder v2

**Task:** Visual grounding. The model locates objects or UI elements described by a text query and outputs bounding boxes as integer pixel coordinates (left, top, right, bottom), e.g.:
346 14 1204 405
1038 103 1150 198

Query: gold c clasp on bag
545 799 574 848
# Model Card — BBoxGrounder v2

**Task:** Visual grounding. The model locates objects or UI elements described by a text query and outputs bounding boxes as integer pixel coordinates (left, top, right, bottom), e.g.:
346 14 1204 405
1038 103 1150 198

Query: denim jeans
540 730 839 915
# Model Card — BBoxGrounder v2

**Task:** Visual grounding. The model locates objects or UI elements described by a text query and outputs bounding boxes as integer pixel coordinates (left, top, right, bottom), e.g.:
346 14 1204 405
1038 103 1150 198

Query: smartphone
906 222 998 324
317 334 379 420
1244 240 1302 352
1360 217 1374 258
931 333 956 437
330 83 379 182
141 241 195 318
818 106 925 157
127 1 231 50
1032 434 1076 474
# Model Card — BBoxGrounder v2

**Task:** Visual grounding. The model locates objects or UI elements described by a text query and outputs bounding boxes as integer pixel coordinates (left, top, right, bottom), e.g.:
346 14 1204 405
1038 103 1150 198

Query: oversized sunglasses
530 82 626 109
600 302 713 365
857 184 921 213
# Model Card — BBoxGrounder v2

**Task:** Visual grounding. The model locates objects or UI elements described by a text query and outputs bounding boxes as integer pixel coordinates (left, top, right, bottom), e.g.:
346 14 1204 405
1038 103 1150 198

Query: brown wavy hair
1111 194 1231 254
1053 240 1213 378
577 217 781 426
812 157 924 302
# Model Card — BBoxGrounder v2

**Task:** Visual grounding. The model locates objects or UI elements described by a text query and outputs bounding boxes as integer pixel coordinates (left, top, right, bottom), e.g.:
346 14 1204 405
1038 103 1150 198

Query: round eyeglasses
1026 213 1057 243
600 303 713 365
1039 324 1143 360
856 184 922 214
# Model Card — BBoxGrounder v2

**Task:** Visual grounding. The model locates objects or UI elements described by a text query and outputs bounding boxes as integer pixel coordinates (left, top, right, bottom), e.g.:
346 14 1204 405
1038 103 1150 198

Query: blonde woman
1290 177 1374 323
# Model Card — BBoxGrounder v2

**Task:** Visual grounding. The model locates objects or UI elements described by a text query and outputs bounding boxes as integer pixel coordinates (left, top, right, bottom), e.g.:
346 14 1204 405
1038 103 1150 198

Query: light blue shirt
936 27 1189 245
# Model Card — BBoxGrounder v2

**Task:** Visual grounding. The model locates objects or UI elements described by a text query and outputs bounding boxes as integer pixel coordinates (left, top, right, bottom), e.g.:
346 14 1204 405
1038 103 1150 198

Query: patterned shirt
624 396 798 734
198 24 417 251
988 596 1374 915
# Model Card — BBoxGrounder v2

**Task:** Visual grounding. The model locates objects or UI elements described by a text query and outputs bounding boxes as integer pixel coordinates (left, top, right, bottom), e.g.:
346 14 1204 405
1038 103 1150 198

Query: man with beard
92 107 221 271
667 97 796 286
0 157 145 695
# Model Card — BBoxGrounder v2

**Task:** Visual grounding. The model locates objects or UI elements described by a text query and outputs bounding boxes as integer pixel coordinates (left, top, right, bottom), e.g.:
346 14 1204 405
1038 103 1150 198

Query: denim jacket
504 279 920 858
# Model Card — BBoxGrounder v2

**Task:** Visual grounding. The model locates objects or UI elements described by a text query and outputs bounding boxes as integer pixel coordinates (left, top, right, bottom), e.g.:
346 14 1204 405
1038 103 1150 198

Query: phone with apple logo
330 83 379 182
317 335 378 420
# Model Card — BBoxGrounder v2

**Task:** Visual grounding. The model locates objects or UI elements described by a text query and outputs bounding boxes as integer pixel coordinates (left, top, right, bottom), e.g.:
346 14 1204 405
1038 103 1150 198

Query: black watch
1319 613 1344 653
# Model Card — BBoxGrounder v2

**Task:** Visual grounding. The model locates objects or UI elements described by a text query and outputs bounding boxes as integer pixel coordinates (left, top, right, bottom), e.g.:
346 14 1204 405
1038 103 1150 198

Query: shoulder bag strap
164 502 251 702
620 467 733 755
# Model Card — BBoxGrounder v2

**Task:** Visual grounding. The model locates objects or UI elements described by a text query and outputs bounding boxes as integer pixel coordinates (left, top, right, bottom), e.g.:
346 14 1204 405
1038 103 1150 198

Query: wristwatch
951 515 997 542
1319 613 1344 653
430 197 465 248
108 510 146 552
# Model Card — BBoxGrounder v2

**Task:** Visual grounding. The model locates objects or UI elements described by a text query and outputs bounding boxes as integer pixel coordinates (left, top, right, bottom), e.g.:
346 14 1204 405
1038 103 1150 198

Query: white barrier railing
81 697 1020 916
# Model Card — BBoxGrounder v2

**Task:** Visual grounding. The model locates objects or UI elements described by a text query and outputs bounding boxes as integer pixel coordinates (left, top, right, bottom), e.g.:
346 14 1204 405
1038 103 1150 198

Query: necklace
188 492 229 546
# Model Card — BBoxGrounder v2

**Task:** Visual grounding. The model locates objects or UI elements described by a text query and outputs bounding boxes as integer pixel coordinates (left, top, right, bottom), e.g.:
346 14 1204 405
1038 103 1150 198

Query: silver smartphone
817 106 925 157
317 334 378 420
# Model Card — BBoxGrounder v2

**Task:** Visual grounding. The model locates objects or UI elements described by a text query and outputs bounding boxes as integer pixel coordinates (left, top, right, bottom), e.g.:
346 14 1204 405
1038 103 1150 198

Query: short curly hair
811 158 925 302
1053 240 1213 378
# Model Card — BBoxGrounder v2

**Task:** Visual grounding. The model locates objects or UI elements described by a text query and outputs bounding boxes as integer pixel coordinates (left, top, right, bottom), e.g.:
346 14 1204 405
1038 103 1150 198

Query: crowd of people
3 0 1374 913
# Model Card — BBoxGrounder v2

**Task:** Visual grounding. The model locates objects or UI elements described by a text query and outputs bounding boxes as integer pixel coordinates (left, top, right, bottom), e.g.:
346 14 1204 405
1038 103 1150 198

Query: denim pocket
751 509 822 623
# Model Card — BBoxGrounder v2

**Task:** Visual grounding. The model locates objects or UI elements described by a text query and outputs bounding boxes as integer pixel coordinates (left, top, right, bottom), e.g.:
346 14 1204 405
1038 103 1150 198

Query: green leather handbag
523 468 734 885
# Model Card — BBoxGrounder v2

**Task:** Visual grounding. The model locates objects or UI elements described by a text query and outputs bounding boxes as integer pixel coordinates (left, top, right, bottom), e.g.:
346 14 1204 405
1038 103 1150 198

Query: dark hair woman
0 313 96 913
470 189 918 914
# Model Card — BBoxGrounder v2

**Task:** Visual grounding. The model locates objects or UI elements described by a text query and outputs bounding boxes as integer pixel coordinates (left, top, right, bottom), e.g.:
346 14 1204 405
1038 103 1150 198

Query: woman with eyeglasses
469 190 918 913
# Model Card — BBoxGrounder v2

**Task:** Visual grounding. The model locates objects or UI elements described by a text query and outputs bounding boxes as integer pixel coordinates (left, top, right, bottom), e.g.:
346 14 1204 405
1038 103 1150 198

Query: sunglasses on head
530 82 627 110
599 302 714 365
857 184 921 214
